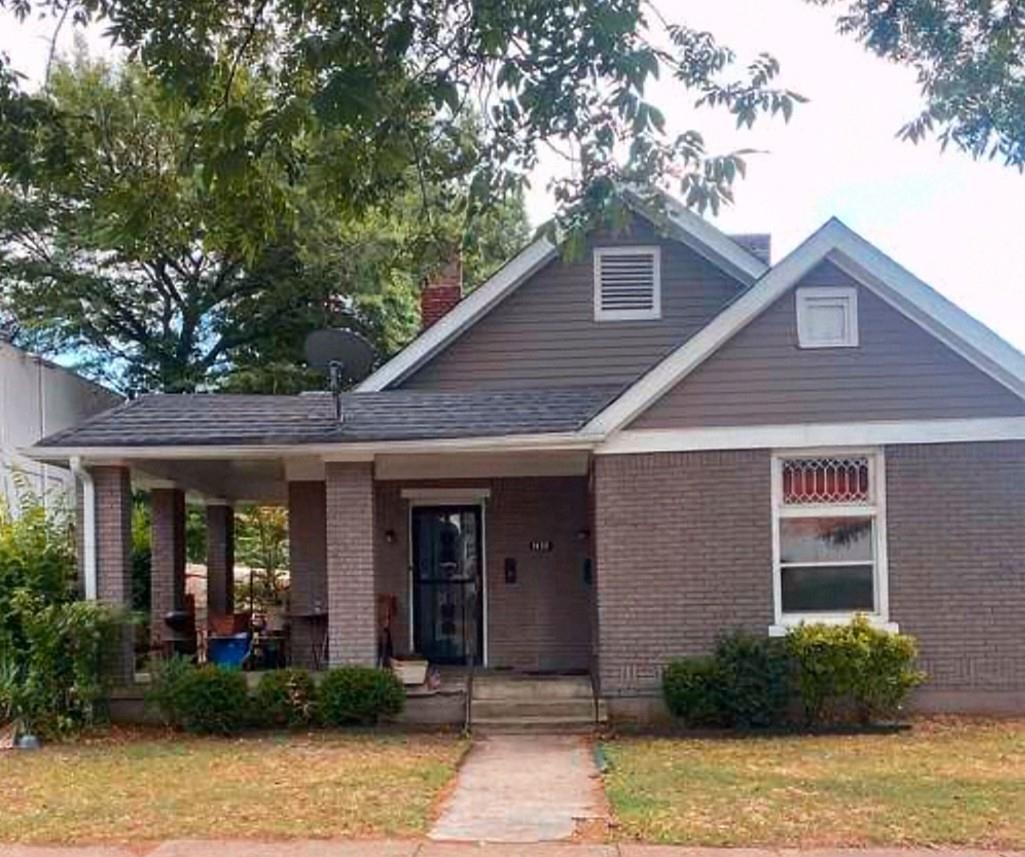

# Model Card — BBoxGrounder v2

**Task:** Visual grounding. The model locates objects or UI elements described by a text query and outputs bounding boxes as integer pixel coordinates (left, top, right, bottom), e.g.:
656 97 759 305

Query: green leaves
813 0 1025 168
0 491 118 738
3 0 804 231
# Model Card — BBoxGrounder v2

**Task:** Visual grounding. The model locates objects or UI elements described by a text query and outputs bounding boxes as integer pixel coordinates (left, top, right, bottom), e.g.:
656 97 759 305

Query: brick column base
92 466 134 683
325 462 377 667
288 481 328 669
205 504 235 618
150 488 186 647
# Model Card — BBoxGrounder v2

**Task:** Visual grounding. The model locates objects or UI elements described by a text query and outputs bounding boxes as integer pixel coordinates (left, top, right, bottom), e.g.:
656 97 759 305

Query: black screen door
411 505 483 665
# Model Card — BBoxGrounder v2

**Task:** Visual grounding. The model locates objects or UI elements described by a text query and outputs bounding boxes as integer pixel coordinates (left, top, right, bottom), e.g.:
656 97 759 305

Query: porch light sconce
504 557 517 584
384 529 397 545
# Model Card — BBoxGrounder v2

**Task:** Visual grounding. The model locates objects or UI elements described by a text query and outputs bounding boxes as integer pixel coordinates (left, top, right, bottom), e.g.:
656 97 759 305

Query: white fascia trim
621 188 768 285
823 242 1025 399
357 237 558 391
25 431 598 464
596 417 1025 455
585 218 1025 435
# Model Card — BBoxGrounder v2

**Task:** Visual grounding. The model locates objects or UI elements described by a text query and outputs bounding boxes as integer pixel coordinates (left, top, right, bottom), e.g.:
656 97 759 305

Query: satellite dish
303 329 377 421
304 329 376 383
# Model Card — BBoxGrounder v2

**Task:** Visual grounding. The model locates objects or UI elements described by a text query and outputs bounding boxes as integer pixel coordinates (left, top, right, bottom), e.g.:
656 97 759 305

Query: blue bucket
208 633 250 668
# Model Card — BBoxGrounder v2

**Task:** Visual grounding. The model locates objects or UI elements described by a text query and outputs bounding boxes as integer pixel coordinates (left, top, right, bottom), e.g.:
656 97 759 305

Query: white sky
3 0 1024 351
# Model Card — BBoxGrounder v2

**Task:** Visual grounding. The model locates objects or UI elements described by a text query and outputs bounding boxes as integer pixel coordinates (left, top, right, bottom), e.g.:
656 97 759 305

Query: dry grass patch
603 717 1025 848
0 727 467 844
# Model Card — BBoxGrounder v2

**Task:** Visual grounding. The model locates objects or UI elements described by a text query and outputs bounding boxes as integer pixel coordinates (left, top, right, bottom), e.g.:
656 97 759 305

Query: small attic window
594 246 661 321
796 286 859 348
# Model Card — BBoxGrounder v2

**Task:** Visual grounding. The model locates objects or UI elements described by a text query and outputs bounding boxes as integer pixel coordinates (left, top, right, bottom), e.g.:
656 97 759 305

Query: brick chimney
420 257 463 331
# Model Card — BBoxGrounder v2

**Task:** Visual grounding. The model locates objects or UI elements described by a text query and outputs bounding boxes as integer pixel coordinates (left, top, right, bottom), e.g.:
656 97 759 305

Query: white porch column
325 461 377 666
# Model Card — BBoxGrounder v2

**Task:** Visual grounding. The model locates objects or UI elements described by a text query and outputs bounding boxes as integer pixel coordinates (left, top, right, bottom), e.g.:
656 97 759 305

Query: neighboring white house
0 341 121 507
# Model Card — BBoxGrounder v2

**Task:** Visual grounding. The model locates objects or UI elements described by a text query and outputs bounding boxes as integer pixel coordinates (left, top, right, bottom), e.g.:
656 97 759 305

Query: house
1 341 121 508
27 190 1025 719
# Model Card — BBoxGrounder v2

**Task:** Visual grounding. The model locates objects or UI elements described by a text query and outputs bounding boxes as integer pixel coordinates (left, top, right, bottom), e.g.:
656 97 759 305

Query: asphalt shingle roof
35 386 623 448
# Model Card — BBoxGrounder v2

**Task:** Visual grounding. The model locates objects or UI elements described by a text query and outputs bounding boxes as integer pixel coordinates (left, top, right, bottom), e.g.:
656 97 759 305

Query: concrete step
471 675 593 701
471 715 600 735
472 698 598 720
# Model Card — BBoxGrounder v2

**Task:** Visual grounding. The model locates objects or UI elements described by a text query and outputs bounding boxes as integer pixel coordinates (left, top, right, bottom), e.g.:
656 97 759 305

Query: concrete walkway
429 734 607 842
3 843 1024 857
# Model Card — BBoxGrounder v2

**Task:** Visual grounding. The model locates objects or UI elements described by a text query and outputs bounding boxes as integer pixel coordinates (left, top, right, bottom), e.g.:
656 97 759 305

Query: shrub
253 668 317 728
318 667 404 726
0 491 118 738
150 662 249 734
786 616 925 724
714 632 793 728
145 654 195 725
662 657 723 727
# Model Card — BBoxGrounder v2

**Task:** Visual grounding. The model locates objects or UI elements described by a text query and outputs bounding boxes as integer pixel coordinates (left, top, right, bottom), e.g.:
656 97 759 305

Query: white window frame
796 285 859 348
593 245 662 321
769 447 895 636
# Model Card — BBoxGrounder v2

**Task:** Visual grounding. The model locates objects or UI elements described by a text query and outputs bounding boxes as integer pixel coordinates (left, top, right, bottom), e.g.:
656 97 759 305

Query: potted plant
390 653 429 686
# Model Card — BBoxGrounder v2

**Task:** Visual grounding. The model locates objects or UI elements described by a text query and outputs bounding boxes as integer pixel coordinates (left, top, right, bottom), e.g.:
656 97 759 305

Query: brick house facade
35 193 1025 717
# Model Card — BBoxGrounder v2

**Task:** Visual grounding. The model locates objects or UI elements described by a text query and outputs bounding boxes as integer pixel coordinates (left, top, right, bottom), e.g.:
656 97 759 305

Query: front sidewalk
3 843 1024 857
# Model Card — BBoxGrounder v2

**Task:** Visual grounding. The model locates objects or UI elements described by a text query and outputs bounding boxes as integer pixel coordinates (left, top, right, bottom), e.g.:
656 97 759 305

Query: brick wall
287 481 327 668
374 475 593 670
92 465 133 682
486 476 593 670
150 488 185 645
205 504 234 617
594 443 1025 710
594 451 773 696
887 441 1025 699
325 462 377 666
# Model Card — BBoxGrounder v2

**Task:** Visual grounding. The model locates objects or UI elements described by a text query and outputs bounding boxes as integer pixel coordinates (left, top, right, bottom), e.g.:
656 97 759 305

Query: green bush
714 632 793 728
253 668 317 728
662 657 723 726
786 616 925 724
0 491 118 738
145 654 195 725
318 667 404 726
149 662 249 734
662 633 792 729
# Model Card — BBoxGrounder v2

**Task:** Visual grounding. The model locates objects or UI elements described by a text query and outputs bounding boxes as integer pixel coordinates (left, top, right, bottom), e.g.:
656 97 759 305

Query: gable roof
584 217 1025 436
33 385 621 451
357 189 770 392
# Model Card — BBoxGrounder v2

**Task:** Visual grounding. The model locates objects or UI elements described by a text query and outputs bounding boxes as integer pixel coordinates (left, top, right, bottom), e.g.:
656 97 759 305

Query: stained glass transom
782 456 870 505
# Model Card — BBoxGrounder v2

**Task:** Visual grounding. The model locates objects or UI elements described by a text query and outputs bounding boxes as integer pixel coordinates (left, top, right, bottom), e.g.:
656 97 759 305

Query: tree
2 0 804 241
0 53 529 392
811 0 1025 168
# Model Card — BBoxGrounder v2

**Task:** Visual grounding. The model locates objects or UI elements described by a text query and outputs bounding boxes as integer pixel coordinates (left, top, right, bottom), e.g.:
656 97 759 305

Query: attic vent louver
593 246 661 321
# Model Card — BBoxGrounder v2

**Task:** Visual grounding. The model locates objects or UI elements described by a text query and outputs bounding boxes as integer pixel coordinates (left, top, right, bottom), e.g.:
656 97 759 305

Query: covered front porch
85 446 598 686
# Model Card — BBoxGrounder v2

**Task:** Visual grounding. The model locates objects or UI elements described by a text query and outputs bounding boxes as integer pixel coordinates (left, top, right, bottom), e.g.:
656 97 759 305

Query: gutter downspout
70 456 97 601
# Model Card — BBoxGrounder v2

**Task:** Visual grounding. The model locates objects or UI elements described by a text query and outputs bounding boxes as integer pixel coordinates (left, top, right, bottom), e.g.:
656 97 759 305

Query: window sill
768 617 899 637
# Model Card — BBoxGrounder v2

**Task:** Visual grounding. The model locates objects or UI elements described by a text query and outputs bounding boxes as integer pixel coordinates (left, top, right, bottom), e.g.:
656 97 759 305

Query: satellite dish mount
303 329 377 422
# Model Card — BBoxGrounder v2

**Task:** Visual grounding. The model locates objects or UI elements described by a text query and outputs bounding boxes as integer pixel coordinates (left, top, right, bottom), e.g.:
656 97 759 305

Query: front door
411 505 484 665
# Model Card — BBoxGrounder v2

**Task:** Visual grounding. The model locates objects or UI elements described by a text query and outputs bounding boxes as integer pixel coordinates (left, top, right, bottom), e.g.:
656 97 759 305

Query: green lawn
603 717 1025 848
0 728 467 844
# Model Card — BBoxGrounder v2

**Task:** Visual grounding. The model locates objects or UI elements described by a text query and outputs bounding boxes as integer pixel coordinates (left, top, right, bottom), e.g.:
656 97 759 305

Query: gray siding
632 262 1025 428
399 222 745 390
